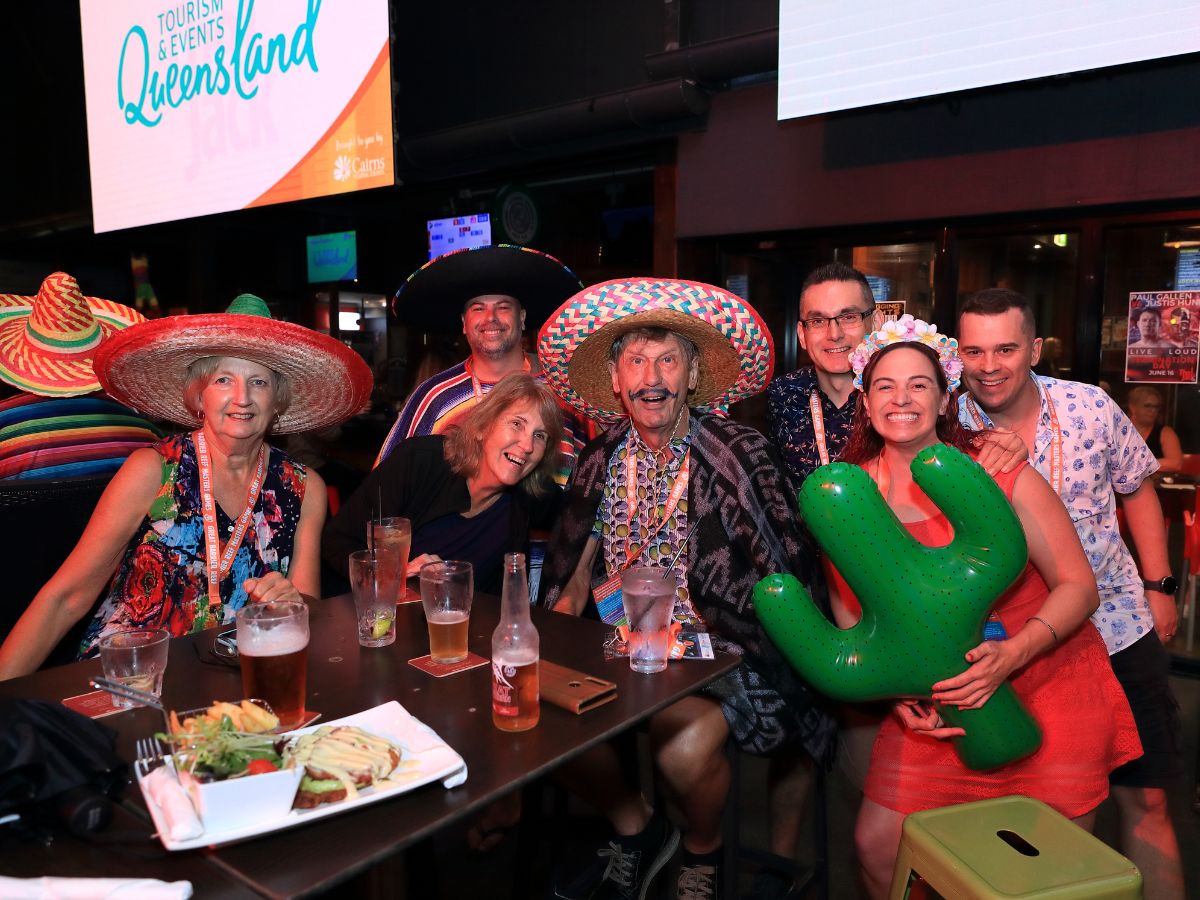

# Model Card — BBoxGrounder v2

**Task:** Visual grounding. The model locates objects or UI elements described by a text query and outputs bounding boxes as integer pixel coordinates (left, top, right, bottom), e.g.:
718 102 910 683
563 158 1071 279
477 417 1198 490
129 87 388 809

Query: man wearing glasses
766 262 881 492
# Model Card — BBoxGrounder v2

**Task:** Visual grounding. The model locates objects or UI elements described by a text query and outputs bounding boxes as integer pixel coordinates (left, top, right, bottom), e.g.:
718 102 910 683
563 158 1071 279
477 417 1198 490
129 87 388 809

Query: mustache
628 388 677 402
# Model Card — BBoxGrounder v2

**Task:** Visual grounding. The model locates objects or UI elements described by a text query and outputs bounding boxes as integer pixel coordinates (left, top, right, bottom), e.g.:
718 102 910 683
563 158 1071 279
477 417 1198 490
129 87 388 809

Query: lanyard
809 390 831 466
964 379 1063 496
621 439 691 569
466 355 532 401
194 430 266 624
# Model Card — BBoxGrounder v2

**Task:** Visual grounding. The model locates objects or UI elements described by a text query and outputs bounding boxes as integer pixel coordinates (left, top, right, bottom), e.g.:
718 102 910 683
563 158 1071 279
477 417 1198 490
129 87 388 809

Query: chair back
0 475 113 665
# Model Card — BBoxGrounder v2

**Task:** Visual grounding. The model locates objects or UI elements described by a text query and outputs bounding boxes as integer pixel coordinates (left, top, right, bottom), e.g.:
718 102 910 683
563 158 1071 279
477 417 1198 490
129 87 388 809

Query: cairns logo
332 154 385 182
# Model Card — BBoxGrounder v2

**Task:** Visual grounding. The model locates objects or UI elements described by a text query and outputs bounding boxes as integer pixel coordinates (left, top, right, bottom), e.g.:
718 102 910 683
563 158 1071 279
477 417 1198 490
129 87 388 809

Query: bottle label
492 661 518 717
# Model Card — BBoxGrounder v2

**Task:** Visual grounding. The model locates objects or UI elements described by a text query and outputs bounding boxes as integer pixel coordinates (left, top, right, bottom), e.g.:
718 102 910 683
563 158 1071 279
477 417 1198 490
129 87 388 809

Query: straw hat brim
94 313 374 434
0 297 145 396
537 278 774 422
391 244 582 333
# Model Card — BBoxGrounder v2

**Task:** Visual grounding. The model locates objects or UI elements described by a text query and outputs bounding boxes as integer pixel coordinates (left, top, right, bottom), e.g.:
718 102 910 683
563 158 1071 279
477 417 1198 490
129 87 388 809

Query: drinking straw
661 517 701 577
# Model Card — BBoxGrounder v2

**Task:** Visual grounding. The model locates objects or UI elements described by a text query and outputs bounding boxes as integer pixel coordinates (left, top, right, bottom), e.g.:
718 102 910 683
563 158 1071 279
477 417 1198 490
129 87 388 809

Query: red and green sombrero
0 272 145 397
95 294 374 434
536 278 775 422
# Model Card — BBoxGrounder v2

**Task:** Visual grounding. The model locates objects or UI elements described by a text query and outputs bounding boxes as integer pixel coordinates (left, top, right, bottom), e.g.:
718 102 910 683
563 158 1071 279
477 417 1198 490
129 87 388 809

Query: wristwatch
1142 575 1178 594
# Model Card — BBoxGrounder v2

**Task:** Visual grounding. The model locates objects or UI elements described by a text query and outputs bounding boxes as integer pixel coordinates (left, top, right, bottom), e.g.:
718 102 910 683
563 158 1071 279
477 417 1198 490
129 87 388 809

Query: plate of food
137 701 468 850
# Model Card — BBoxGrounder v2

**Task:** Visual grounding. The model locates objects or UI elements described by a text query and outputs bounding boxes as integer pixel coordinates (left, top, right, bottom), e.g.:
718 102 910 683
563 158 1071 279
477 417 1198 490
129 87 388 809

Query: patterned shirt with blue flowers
959 374 1158 655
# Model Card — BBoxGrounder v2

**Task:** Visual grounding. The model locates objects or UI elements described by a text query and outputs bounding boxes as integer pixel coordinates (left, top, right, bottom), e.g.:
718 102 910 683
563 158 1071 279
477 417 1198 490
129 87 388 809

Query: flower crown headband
849 314 963 392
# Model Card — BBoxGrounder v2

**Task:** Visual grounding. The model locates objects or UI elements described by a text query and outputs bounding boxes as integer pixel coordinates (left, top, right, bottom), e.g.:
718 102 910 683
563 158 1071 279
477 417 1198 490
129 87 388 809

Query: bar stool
888 796 1141 900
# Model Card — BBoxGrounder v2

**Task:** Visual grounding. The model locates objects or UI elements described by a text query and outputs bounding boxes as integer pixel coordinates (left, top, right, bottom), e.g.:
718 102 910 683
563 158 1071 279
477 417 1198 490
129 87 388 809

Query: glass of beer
370 517 411 603
419 560 473 664
236 599 309 728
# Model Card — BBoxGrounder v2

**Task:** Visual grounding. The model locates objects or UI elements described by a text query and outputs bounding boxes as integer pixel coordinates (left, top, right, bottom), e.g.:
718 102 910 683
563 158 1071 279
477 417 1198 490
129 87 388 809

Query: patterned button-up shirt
958 374 1159 655
592 423 702 627
766 366 858 491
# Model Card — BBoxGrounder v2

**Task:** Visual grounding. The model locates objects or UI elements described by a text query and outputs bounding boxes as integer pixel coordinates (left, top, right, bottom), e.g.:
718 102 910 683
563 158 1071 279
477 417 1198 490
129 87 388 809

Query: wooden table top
0 594 739 898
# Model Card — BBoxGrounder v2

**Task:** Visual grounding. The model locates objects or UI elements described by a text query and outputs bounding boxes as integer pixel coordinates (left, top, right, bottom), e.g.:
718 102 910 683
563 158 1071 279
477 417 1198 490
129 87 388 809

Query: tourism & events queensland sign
80 0 394 233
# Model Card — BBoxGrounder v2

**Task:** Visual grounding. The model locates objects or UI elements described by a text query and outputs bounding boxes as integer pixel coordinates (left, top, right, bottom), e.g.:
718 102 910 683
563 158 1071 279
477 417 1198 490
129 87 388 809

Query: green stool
889 796 1142 899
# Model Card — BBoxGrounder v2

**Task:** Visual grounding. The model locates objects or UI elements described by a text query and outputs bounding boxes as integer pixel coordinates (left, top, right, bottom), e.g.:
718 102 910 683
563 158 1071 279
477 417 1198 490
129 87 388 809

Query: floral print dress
79 433 307 658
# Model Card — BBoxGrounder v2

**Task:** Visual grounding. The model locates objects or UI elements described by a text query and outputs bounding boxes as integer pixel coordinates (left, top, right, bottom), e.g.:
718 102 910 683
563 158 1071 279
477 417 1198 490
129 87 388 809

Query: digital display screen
428 215 492 260
307 232 358 283
80 1 394 232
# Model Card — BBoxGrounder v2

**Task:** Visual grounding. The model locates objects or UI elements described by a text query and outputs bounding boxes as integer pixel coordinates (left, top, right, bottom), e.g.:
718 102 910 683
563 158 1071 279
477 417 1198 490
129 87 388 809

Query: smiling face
958 309 1042 418
199 357 278 441
797 279 875 375
477 398 548 490
862 345 948 451
462 294 525 359
608 333 699 448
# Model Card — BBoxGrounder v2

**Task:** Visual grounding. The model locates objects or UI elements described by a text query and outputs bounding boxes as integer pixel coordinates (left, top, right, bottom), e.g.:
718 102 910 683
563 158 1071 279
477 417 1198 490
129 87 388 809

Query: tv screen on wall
307 231 357 283
778 0 1200 120
427 214 492 260
80 1 395 233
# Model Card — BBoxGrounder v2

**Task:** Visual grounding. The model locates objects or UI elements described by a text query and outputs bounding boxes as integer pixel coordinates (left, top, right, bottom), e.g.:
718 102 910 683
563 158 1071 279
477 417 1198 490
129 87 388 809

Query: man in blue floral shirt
957 288 1183 900
766 263 878 491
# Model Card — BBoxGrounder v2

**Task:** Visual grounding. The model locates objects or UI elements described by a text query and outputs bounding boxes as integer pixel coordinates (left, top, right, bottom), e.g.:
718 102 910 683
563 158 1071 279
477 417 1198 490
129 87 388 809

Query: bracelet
1026 616 1058 646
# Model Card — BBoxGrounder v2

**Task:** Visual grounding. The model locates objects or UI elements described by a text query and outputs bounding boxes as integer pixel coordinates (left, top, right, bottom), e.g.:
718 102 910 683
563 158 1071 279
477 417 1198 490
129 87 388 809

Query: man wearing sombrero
538 279 834 900
376 244 586 487
0 272 163 480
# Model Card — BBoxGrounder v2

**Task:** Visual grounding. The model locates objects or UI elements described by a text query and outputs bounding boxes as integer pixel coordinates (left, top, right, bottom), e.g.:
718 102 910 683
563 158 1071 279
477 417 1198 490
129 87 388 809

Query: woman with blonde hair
1127 385 1183 474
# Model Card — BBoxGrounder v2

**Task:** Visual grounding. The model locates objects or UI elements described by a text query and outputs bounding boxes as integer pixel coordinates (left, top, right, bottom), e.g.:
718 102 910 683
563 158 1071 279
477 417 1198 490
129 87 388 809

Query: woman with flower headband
832 316 1141 898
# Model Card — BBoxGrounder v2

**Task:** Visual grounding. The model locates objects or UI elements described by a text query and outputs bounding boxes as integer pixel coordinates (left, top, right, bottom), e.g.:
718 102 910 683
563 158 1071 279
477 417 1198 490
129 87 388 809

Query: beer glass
370 517 411 603
350 550 398 648
236 599 309 728
620 567 677 674
419 560 473 664
97 628 169 709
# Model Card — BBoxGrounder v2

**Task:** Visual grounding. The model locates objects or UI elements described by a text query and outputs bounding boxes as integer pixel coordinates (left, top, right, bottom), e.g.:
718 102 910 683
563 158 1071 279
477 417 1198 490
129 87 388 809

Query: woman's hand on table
243 572 303 603
407 553 442 576
893 700 964 740
930 639 1021 710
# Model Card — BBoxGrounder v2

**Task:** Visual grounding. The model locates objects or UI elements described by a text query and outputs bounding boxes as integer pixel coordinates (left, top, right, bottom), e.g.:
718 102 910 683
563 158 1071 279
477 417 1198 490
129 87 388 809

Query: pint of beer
236 599 309 728
419 560 473 664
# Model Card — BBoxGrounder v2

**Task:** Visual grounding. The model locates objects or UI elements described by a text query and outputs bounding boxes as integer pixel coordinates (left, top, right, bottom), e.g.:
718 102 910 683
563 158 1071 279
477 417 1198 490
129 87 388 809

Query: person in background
0 295 372 679
1128 386 1183 475
539 279 834 900
835 317 1140 899
0 272 162 481
957 288 1184 900
322 373 563 596
376 244 586 487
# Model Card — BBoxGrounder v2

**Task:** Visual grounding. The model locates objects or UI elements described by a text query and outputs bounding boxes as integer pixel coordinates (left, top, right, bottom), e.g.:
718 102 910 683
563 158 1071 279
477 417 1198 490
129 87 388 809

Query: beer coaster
408 652 489 677
62 690 127 718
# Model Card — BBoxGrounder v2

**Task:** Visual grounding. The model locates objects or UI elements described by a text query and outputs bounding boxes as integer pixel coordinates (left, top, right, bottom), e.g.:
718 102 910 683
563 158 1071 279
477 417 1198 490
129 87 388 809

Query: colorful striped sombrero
391 244 582 333
0 272 145 397
537 278 774 422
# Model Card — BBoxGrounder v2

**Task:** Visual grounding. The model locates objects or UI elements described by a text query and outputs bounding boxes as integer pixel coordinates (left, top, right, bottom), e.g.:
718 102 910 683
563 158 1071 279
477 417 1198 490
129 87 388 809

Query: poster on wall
80 0 394 233
1125 291 1200 384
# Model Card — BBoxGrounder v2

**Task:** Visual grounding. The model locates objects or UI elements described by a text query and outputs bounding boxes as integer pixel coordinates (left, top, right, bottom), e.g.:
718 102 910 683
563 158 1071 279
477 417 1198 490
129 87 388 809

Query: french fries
169 699 280 735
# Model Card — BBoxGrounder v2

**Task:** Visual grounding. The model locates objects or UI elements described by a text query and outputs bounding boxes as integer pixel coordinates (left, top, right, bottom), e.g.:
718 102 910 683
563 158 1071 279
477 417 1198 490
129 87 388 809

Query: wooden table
0 595 739 898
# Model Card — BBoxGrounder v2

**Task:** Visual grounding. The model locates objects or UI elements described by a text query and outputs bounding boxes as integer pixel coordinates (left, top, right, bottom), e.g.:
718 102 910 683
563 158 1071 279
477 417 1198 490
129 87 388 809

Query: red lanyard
466 356 532 401
194 430 266 625
809 390 831 466
621 439 691 568
964 379 1063 496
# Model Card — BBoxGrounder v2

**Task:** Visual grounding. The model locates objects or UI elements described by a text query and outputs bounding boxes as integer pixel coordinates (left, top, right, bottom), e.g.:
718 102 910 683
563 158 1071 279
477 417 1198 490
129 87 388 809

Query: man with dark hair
957 287 1183 900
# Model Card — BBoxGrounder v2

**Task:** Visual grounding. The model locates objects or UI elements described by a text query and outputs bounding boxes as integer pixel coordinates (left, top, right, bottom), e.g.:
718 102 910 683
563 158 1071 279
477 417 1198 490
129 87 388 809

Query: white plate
137 701 468 851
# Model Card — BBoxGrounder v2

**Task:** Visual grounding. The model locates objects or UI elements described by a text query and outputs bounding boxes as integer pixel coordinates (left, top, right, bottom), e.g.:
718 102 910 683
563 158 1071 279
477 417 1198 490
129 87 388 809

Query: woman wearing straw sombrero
0 295 372 678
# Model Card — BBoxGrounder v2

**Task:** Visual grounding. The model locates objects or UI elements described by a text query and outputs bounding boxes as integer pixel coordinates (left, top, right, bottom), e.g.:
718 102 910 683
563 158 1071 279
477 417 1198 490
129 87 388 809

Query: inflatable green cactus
754 444 1042 771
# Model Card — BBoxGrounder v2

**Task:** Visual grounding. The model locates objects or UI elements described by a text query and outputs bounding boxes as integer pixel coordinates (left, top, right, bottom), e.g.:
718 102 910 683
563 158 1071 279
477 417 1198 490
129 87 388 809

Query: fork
134 735 177 783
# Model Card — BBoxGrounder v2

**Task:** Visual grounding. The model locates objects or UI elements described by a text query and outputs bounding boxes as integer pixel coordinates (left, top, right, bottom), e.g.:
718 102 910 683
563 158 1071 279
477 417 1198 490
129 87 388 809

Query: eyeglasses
800 308 875 332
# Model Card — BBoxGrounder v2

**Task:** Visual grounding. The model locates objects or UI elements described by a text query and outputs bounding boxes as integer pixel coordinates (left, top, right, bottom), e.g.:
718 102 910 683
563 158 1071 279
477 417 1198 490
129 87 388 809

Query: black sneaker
553 813 681 900
676 851 720 900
